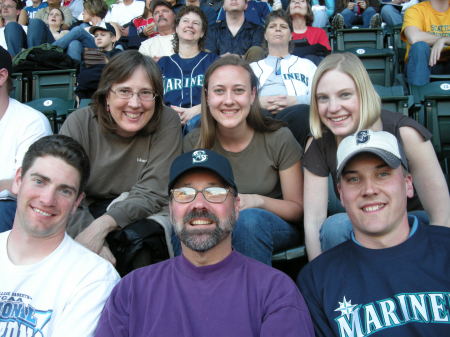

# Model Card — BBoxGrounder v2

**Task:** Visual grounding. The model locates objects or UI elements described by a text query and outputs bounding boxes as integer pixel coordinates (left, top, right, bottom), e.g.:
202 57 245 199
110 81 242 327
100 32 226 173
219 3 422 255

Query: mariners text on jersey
163 75 204 94
334 292 450 337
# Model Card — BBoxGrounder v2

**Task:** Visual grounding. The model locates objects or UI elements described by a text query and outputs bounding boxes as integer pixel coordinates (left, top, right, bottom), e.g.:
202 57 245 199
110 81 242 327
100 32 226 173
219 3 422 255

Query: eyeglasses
171 187 231 203
110 87 157 101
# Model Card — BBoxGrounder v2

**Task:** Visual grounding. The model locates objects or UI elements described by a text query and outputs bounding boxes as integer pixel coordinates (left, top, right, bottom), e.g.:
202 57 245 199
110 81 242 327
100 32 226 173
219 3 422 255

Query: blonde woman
303 52 450 261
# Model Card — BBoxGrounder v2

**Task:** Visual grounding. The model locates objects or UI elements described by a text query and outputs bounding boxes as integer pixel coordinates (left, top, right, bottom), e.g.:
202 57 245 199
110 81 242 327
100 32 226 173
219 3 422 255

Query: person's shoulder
405 0 429 13
139 37 153 48
115 256 176 289
301 241 354 278
63 235 120 282
289 54 317 69
159 104 181 126
209 21 225 31
65 105 96 125
244 20 263 29
424 224 450 246
8 99 51 128
237 251 297 285
157 55 171 66
266 126 295 139
202 51 218 61
308 26 328 35
183 127 200 152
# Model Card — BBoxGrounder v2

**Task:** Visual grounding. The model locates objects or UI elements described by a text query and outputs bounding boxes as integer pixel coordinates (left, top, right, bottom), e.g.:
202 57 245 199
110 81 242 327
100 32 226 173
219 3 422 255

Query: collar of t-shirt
351 215 419 247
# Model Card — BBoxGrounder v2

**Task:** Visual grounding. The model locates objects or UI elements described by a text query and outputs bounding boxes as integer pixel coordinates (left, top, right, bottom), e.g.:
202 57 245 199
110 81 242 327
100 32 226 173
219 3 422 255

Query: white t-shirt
0 231 120 336
0 98 52 181
105 0 145 26
138 34 174 59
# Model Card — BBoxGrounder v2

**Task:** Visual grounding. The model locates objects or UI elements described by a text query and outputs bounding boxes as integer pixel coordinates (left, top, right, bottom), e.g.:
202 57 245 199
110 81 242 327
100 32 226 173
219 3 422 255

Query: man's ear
11 167 23 195
234 193 240 220
404 173 414 199
71 192 85 215
0 68 9 88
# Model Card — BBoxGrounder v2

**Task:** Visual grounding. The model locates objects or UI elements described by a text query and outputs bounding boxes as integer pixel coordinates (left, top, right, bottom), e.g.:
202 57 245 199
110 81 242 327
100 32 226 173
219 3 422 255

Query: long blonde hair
309 52 381 139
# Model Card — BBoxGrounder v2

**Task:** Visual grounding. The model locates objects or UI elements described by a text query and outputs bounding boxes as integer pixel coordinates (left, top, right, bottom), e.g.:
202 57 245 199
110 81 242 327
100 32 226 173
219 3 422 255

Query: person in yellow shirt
401 0 450 85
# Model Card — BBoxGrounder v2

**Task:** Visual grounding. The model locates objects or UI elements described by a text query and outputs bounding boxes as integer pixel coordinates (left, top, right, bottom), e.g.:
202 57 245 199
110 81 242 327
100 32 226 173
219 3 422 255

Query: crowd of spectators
0 0 450 335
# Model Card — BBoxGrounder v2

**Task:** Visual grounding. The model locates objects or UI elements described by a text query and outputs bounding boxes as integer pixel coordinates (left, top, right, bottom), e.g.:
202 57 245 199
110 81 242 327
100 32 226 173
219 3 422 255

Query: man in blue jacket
205 0 264 60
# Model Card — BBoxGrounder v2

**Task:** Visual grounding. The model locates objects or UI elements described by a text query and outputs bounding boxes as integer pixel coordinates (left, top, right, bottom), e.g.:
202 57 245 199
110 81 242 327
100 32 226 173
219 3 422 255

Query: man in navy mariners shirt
297 129 450 337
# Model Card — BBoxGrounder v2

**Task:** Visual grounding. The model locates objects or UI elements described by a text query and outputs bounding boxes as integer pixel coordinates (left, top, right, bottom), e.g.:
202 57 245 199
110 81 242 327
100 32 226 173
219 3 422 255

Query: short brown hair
173 6 208 54
92 50 164 135
83 0 108 19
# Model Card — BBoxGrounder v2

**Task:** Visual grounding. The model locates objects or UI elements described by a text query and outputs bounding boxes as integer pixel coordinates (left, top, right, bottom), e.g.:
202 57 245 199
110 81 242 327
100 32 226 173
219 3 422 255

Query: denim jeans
52 24 96 62
4 22 27 56
320 210 430 251
0 200 16 233
380 4 402 26
406 41 450 86
27 18 55 47
172 208 302 265
341 6 376 28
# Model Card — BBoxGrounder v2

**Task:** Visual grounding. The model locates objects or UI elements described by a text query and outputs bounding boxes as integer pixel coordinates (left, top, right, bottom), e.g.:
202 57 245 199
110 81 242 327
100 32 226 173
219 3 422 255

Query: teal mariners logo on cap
192 150 208 164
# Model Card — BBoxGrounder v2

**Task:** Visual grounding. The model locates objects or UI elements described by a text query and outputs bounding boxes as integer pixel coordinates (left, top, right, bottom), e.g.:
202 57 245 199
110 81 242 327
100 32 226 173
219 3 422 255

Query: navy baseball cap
168 149 237 193
89 22 116 35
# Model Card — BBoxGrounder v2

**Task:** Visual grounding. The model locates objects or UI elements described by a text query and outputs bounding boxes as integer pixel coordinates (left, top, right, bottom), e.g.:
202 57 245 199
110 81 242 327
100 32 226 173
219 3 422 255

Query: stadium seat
31 69 77 101
374 84 414 116
421 81 450 180
334 28 384 51
25 97 75 133
347 47 395 86
10 72 26 102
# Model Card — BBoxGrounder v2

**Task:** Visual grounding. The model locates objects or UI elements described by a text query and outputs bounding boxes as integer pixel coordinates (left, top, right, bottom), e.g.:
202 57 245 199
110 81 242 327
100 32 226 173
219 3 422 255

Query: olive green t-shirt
184 127 302 199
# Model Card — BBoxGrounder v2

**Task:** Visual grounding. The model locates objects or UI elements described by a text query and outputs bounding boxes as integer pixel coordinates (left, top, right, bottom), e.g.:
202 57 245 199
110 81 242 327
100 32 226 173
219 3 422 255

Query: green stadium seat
334 28 384 51
421 81 450 180
31 69 77 101
347 47 395 86
25 97 75 133
10 72 26 102
374 84 414 116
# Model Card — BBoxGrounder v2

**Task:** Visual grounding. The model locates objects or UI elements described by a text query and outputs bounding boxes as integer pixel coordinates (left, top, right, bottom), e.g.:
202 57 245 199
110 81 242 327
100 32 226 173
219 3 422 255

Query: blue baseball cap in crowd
337 129 408 179
168 149 237 193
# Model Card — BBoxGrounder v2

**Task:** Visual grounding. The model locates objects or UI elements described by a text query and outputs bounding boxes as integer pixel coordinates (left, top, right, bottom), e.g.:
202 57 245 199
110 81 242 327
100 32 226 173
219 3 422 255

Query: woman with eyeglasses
183 55 303 266
60 50 182 270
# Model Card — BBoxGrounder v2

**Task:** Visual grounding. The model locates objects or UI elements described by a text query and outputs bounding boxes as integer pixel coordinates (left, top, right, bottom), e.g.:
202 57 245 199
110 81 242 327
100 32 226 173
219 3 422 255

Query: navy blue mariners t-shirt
298 216 450 337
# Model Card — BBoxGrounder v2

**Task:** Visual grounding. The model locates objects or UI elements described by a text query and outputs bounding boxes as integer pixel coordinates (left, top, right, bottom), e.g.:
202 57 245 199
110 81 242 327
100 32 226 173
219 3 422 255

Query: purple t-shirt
94 251 314 337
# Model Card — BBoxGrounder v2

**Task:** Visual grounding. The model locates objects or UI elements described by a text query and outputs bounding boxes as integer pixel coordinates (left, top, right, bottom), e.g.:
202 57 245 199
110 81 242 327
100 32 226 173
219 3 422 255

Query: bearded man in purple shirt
94 149 314 337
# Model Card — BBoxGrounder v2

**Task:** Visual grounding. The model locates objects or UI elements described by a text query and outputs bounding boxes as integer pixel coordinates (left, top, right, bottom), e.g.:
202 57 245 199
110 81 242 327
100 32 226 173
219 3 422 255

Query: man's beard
172 209 236 252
